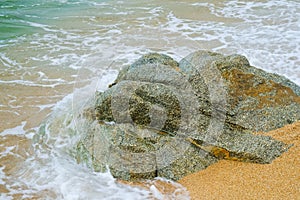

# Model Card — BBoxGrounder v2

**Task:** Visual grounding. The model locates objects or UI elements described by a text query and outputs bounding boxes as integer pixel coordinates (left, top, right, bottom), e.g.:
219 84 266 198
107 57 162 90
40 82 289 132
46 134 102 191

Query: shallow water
0 0 299 199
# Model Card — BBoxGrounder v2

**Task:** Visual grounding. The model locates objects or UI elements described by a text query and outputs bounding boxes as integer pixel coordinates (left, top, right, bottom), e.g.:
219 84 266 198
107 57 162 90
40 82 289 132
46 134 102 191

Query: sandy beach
178 120 300 200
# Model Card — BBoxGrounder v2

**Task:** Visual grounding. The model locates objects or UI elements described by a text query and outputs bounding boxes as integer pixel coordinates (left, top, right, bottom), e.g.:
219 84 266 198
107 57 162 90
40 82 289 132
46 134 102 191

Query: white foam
18 152 150 200
150 185 164 199
0 79 66 88
107 29 122 34
0 194 12 200
89 2 109 6
191 2 210 7
95 70 118 92
1 121 26 136
36 103 56 111
212 1 299 82
0 53 22 69
1 110 20 116
0 167 8 198
0 146 16 157
22 20 51 30
162 1 300 85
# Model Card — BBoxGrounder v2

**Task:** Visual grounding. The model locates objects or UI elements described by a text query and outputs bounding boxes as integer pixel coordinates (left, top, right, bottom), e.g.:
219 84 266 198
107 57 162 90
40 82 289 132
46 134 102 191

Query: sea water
0 0 299 199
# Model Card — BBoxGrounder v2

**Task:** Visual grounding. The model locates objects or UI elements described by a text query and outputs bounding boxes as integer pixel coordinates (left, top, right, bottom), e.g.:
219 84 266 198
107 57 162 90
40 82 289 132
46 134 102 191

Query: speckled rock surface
75 51 299 181
179 50 300 132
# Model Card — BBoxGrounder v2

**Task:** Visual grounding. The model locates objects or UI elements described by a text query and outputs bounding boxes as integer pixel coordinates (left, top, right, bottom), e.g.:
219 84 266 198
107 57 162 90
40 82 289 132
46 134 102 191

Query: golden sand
178 121 300 200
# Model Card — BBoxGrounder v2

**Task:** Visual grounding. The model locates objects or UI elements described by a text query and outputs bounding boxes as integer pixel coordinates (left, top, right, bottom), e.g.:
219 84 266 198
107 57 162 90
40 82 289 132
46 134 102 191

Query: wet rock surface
75 51 300 181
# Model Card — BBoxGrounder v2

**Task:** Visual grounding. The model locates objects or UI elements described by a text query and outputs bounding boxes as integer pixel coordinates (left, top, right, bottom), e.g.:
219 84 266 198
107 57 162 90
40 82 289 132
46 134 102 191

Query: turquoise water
1 0 61 40
0 0 299 199
0 0 102 40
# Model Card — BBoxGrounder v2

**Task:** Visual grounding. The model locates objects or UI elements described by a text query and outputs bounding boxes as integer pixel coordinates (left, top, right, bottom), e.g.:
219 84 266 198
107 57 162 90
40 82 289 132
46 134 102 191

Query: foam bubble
1 121 26 136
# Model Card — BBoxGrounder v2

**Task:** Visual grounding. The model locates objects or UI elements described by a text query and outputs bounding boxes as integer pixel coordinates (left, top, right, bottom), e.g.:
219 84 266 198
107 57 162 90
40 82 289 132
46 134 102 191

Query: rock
75 51 299 181
179 50 300 131
76 123 219 181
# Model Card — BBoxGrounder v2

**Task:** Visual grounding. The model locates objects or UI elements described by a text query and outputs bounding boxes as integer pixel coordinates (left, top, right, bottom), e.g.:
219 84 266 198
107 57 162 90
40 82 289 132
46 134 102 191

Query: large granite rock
179 51 300 132
75 51 300 181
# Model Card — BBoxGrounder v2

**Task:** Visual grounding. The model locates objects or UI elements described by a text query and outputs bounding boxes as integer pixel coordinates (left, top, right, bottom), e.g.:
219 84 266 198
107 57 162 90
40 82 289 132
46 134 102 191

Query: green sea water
1 1 53 40
0 0 101 40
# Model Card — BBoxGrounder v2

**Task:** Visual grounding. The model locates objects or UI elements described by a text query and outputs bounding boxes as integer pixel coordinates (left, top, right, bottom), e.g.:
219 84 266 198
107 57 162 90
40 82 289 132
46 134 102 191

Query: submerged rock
75 51 299 181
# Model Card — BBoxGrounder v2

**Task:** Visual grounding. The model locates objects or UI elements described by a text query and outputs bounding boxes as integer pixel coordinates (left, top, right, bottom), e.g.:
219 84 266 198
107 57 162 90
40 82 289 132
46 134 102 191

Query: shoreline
117 121 300 199
178 120 300 200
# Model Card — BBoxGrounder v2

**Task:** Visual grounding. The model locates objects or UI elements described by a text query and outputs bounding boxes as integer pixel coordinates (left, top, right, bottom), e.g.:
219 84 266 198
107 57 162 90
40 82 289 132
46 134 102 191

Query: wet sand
178 121 300 200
